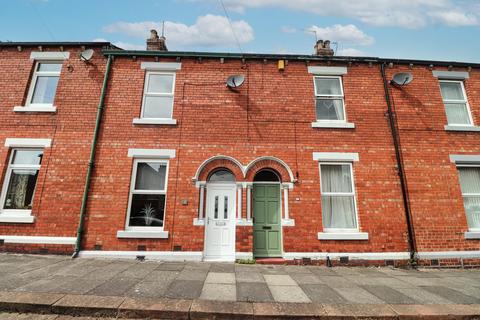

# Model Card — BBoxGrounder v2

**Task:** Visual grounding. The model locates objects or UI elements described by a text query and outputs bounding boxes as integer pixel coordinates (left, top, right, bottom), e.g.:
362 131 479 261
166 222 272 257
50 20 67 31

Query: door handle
262 226 272 230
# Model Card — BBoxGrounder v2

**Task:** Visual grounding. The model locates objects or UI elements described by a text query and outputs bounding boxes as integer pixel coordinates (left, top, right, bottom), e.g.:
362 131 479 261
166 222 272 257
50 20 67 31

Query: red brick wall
0 46 107 245
83 57 410 255
384 65 480 253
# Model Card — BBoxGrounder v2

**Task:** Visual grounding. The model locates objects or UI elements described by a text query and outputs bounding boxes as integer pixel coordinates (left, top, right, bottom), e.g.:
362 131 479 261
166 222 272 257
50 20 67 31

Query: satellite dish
80 49 94 62
391 72 413 86
226 74 245 89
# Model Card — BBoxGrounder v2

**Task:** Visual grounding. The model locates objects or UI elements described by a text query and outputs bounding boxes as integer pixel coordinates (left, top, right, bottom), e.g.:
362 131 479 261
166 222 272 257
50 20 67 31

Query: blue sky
1 0 480 62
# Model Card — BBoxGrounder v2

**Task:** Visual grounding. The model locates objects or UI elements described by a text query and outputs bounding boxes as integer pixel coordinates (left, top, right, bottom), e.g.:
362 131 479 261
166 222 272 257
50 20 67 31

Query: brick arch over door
245 156 295 183
194 155 244 182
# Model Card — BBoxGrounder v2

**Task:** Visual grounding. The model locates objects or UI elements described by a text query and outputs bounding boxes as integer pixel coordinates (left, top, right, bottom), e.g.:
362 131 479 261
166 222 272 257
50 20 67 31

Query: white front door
204 184 236 261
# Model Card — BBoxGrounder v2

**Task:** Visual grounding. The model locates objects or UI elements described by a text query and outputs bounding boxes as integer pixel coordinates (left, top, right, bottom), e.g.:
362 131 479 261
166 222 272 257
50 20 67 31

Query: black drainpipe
380 63 417 266
72 54 113 258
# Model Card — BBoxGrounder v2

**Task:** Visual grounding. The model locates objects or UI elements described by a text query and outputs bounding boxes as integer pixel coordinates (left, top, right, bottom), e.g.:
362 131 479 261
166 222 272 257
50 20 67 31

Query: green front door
253 184 282 257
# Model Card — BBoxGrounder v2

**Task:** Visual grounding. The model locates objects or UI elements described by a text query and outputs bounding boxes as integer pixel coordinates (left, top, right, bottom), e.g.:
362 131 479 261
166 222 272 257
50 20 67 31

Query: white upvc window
140 71 175 119
319 162 358 232
439 80 473 126
456 165 480 231
125 159 169 230
0 149 43 218
314 76 346 122
26 61 62 107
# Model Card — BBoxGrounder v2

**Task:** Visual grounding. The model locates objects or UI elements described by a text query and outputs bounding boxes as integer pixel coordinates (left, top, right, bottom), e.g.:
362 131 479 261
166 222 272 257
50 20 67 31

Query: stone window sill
117 230 169 239
444 125 480 132
132 118 177 125
14 106 57 113
318 232 369 240
311 121 355 129
465 231 480 239
0 214 35 224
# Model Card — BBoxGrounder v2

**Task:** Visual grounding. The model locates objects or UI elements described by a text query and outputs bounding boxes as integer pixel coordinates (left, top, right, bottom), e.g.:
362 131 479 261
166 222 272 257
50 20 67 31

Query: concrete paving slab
317 275 355 288
268 285 311 303
164 280 204 299
332 286 385 304
0 313 58 320
253 302 325 318
145 270 180 282
184 262 211 271
119 297 191 319
156 262 185 271
176 269 208 281
306 266 339 276
258 266 287 275
190 299 253 320
289 273 323 285
0 291 64 311
205 272 235 284
393 275 440 286
421 286 480 304
263 274 296 286
87 277 138 296
209 263 235 273
13 276 71 293
283 266 313 274
47 278 106 295
235 271 264 283
125 278 173 298
361 285 417 304
200 284 236 301
301 284 348 304
236 282 273 302
395 287 454 304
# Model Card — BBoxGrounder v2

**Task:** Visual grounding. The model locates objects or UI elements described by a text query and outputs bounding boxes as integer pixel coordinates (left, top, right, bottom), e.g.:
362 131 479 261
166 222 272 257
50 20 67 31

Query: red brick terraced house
0 33 479 266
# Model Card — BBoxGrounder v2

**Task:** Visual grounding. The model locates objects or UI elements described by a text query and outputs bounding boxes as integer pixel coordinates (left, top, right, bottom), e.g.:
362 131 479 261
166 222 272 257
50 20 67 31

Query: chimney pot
314 39 334 56
146 29 167 51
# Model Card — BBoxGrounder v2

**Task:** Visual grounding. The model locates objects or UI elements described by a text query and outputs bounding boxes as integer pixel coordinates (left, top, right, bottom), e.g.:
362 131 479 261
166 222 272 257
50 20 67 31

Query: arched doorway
252 169 282 258
204 169 237 261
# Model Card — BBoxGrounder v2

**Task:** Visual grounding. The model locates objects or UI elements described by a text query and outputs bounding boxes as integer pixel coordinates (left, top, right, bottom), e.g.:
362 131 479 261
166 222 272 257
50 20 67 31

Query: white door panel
204 184 236 261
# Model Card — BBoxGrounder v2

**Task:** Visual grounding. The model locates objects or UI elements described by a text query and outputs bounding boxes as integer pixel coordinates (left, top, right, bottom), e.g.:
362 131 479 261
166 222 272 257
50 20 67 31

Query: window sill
465 231 480 239
132 118 177 125
318 232 368 240
117 230 169 239
14 106 57 113
0 215 35 224
311 121 355 129
444 125 480 132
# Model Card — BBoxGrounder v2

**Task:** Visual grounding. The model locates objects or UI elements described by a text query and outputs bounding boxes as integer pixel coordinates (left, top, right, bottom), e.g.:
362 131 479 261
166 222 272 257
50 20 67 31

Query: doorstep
255 257 288 265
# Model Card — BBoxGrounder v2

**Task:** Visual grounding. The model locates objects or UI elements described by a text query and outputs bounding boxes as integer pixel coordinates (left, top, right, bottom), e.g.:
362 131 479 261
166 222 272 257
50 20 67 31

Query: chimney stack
314 40 334 56
146 29 167 51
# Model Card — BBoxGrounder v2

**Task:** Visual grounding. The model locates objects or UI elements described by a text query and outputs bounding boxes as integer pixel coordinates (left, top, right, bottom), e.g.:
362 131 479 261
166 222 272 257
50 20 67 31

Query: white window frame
319 162 359 233
456 164 480 232
25 61 63 108
439 80 474 126
140 71 176 120
125 158 169 231
313 76 346 123
0 148 42 220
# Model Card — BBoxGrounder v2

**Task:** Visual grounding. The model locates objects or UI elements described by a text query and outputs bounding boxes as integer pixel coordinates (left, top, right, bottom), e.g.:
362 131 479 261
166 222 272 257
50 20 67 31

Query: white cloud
195 0 478 28
337 48 365 56
103 14 254 49
307 24 374 46
92 38 144 50
428 10 479 26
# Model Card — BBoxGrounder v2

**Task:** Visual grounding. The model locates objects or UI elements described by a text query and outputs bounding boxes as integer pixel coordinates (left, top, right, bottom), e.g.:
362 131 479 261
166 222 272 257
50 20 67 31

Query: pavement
0 254 479 318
